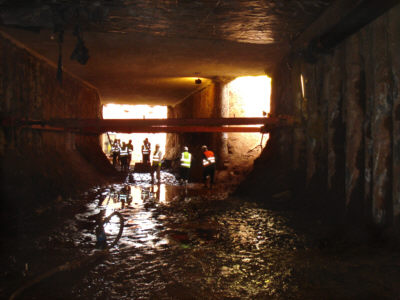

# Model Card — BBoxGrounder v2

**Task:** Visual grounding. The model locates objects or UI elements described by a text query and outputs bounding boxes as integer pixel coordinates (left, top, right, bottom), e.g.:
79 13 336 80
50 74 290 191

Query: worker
119 142 129 172
179 146 192 185
111 140 120 167
201 145 216 189
141 138 151 165
151 144 163 183
95 210 107 249
127 139 134 167
119 185 132 208
151 183 161 202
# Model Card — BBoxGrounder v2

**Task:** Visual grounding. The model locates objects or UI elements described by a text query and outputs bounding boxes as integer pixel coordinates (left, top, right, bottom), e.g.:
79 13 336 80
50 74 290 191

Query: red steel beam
25 125 262 133
50 116 293 132
82 126 263 133
3 116 295 133
48 117 271 128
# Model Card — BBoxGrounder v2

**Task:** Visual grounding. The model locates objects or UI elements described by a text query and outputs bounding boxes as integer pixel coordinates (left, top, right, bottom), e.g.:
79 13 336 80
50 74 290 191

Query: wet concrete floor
2 171 400 299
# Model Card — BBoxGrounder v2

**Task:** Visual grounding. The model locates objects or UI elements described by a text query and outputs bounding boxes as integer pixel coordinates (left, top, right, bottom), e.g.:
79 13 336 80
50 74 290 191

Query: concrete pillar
290 61 306 172
360 24 375 224
388 5 400 225
302 61 327 191
370 15 393 226
344 34 365 223
302 63 317 185
213 77 229 168
324 45 346 219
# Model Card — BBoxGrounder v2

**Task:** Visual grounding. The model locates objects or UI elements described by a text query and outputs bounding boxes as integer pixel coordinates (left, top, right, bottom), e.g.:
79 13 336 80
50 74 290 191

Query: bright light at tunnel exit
101 104 167 165
224 75 271 152
228 75 271 116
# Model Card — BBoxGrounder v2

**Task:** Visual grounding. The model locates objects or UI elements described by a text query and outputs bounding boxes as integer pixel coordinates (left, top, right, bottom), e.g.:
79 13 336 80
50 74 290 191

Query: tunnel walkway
2 172 400 299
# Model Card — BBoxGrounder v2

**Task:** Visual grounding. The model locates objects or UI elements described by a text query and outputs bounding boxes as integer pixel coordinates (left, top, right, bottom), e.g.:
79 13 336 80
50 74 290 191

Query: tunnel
1 1 400 299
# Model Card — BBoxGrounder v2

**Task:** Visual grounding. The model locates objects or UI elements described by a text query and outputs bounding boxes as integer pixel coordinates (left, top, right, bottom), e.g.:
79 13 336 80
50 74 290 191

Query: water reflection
98 183 171 249
6 174 398 300
77 184 305 299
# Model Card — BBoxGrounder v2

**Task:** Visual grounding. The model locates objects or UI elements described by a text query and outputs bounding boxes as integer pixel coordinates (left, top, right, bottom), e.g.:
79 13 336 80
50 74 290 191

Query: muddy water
70 174 304 299
3 171 400 299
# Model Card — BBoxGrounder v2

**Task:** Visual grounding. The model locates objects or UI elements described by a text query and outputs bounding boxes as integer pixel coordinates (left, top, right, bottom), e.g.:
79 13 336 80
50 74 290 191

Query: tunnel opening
101 104 167 169
100 75 272 188
223 75 271 172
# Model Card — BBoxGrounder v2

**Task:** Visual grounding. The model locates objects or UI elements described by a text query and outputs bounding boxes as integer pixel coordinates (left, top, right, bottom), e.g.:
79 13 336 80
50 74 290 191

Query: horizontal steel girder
3 116 295 133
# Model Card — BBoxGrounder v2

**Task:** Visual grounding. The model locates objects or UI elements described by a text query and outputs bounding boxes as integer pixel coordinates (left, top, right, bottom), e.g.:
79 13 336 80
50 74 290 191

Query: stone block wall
0 31 115 209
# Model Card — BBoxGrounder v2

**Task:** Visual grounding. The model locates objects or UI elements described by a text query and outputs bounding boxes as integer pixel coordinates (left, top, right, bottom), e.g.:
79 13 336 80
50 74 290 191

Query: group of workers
170 144 216 188
111 137 163 182
111 139 134 172
111 137 216 188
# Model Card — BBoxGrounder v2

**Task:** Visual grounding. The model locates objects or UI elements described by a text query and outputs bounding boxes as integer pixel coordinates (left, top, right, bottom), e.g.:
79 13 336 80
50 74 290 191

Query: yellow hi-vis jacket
152 150 162 166
180 151 191 168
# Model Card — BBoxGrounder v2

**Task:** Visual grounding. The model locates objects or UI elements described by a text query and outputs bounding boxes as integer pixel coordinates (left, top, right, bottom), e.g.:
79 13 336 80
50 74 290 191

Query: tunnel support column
344 34 365 224
213 77 229 169
369 16 394 226
389 6 400 226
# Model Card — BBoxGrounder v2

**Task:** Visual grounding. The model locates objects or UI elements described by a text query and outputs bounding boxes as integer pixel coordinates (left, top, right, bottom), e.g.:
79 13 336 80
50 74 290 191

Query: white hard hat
183 146 188 151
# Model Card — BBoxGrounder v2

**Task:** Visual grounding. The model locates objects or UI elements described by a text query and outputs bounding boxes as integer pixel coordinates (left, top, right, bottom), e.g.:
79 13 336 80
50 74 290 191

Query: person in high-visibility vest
127 139 134 167
119 185 132 208
179 146 192 184
201 145 216 188
119 142 130 172
151 144 163 183
141 138 151 165
111 140 121 167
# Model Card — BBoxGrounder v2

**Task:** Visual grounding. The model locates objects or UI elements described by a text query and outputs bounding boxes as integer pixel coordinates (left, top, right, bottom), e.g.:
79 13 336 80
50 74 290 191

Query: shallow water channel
3 171 400 299
70 172 304 299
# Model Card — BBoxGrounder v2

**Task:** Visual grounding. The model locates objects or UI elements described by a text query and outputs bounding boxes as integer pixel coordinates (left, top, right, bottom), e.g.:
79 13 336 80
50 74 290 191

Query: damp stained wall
224 78 269 179
166 77 268 184
0 31 115 208
166 82 219 181
241 4 400 228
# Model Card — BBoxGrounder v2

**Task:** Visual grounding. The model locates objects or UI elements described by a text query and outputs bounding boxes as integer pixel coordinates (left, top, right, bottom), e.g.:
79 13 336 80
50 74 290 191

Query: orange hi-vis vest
202 150 215 166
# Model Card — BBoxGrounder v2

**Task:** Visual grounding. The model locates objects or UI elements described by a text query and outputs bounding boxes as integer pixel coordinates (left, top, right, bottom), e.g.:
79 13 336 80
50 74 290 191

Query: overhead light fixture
195 78 202 84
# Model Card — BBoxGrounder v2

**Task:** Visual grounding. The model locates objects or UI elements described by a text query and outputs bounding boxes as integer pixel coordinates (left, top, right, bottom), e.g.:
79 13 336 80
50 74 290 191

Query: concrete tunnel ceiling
0 0 333 106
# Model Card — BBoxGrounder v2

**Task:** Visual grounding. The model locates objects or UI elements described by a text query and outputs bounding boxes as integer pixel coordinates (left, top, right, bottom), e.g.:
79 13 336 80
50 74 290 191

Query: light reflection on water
71 181 312 299
99 183 171 249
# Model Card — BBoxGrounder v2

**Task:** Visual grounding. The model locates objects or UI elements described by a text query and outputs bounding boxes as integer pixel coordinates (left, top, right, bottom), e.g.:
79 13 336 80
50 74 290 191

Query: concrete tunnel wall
166 81 223 182
166 78 265 184
0 31 116 212
238 5 400 230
